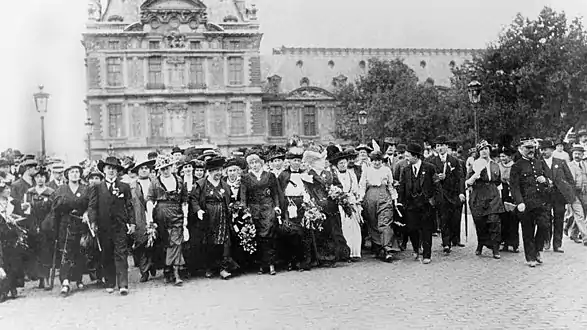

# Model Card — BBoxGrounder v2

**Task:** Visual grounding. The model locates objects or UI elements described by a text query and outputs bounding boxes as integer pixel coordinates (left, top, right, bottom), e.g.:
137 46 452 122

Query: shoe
257 267 265 275
443 246 451 254
106 288 115 294
553 248 564 253
384 254 394 263
454 243 466 247
205 271 214 278
422 258 431 264
512 246 520 253
536 253 543 264
501 245 509 252
269 265 277 275
493 253 501 259
574 238 583 244
60 285 70 296
528 261 537 268
150 268 157 277
119 287 128 296
220 270 232 280
77 283 85 290
475 245 482 256
412 252 419 260
140 273 149 283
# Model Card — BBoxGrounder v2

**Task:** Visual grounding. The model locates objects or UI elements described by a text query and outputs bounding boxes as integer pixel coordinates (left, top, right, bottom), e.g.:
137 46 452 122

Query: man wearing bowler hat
428 136 466 253
88 156 136 295
539 139 575 252
397 143 439 264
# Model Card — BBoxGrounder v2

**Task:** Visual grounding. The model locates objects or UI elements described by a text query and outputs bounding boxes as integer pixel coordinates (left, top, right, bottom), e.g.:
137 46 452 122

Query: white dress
336 170 362 258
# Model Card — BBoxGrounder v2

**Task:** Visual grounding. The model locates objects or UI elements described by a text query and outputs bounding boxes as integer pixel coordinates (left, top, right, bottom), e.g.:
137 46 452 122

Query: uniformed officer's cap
519 138 537 148
571 144 585 153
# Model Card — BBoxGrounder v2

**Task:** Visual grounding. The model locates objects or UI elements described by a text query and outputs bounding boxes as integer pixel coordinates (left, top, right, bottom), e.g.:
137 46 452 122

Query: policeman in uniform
510 138 551 267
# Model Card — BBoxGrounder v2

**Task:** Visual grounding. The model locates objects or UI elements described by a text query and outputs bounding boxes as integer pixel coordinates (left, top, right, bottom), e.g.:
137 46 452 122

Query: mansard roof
140 0 207 11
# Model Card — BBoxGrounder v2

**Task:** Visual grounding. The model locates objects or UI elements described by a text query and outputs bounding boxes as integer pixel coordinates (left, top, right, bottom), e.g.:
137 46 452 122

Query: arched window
300 77 310 87
328 60 335 68
420 60 427 69
296 60 304 68
359 60 366 70
449 60 456 68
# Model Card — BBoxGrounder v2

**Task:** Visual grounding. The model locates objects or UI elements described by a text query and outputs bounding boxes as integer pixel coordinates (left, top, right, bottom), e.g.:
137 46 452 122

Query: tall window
106 57 122 87
189 41 201 50
147 57 163 89
108 41 120 50
229 102 246 135
188 58 205 88
303 106 317 136
229 41 240 50
228 57 243 85
269 106 284 137
108 104 124 138
149 41 161 49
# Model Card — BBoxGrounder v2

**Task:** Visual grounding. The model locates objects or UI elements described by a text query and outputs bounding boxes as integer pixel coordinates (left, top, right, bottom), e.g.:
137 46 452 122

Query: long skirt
500 211 520 248
363 186 395 255
58 216 86 283
474 214 501 250
278 196 308 267
340 205 362 258
155 202 185 267
0 245 25 296
250 202 277 267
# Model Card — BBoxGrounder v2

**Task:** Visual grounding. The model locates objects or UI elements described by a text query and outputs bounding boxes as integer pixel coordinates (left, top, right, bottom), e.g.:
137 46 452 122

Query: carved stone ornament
166 32 186 49
139 0 208 25
288 87 335 100
166 56 185 64
264 75 282 94
332 74 348 87
87 0 102 21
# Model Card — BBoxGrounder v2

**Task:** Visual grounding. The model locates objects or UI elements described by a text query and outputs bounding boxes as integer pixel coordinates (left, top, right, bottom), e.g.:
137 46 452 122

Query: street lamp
467 80 482 145
33 85 50 161
358 110 367 143
84 117 94 160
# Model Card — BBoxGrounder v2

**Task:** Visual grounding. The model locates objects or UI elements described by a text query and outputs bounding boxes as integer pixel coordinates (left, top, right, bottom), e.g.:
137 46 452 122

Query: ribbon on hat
372 139 381 153
564 127 574 144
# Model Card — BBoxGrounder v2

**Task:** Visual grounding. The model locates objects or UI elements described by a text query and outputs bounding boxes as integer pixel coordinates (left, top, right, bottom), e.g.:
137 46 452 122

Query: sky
0 0 586 162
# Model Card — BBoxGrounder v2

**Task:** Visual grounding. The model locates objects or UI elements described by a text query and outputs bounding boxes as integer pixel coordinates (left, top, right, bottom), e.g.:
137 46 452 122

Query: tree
334 58 459 144
451 7 587 141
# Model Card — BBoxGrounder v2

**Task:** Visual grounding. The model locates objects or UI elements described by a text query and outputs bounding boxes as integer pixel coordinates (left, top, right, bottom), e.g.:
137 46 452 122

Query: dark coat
467 162 505 217
542 157 575 204
302 169 342 215
88 178 135 234
510 157 550 211
428 154 465 205
190 178 232 217
398 160 439 210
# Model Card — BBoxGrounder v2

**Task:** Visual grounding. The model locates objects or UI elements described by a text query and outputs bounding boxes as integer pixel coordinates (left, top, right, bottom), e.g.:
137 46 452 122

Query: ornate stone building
84 0 480 157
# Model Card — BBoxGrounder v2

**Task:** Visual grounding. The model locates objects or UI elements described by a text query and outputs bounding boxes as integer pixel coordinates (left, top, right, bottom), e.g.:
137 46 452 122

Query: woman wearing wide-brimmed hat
146 154 189 285
466 140 505 260
358 150 398 262
330 149 363 261
190 157 234 279
128 159 156 282
22 166 55 289
50 163 92 296
240 152 282 275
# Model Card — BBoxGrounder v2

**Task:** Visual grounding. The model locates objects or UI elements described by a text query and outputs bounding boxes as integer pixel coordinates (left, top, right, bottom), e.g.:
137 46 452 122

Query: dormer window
296 60 304 69
300 77 310 87
223 15 239 23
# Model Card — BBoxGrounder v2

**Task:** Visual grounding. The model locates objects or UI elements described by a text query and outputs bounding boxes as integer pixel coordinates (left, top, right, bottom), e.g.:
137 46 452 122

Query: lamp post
358 110 368 143
84 117 94 160
467 80 482 145
33 85 50 161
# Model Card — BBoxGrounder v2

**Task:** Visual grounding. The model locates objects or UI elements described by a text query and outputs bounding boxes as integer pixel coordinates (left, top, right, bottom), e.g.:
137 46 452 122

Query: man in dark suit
510 139 550 268
428 136 466 253
539 140 575 253
398 143 439 264
89 156 136 295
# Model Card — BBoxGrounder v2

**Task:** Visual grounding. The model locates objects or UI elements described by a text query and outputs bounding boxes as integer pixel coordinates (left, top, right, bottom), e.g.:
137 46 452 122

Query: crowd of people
1 131 586 301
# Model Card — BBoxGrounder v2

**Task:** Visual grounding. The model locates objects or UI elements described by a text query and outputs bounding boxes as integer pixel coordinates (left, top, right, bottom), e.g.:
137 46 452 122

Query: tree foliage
335 7 587 145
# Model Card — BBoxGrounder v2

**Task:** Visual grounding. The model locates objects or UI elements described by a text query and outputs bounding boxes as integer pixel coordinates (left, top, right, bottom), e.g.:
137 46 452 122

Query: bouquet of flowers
328 185 353 217
146 222 158 248
301 199 326 231
229 201 256 254
237 223 257 254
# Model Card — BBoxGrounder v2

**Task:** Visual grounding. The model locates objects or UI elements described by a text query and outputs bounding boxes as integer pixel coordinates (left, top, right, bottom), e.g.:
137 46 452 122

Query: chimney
234 0 246 17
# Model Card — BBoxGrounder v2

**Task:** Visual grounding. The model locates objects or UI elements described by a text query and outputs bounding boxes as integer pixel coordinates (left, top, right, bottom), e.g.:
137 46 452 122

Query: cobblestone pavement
1 217 586 330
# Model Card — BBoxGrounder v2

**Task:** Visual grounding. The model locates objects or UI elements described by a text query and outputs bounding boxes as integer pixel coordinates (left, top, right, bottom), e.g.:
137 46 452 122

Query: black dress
23 187 55 280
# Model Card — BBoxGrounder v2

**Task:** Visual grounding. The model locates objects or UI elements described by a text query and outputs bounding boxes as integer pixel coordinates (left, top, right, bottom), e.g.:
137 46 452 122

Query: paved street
1 218 586 330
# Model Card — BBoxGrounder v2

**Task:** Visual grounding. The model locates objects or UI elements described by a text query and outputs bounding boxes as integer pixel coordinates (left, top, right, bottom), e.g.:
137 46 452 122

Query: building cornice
272 46 484 57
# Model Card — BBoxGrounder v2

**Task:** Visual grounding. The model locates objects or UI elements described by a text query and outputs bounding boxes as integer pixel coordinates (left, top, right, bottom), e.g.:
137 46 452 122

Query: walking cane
464 190 468 243
50 225 69 290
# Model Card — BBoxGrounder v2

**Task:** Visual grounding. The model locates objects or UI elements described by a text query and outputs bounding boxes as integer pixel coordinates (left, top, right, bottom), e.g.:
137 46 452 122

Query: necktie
579 163 583 170
108 182 114 193
413 166 417 177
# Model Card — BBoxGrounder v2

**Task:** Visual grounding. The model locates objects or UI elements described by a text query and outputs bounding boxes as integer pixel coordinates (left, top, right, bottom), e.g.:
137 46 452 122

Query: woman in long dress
0 181 25 301
22 167 55 289
466 141 505 259
498 146 519 253
190 157 233 279
240 153 281 275
359 151 397 262
330 150 363 261
147 155 189 286
51 164 92 296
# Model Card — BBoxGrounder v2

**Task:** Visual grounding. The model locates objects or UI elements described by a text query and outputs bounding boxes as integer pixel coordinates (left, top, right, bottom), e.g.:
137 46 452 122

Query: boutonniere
220 188 226 195
422 171 426 176
554 164 559 169
112 187 124 199
76 192 81 198
44 197 48 202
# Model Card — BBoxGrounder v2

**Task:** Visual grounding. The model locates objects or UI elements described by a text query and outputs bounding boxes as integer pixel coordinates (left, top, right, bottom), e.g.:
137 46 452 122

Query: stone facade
84 0 481 157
